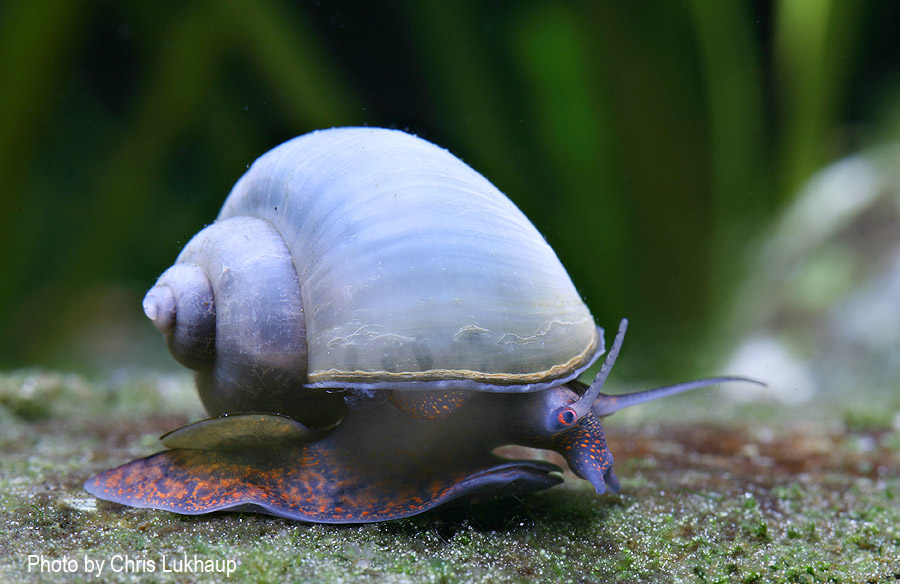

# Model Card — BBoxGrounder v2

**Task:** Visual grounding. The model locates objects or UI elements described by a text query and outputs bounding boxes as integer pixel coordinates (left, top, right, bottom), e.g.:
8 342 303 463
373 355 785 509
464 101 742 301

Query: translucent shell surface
219 127 599 391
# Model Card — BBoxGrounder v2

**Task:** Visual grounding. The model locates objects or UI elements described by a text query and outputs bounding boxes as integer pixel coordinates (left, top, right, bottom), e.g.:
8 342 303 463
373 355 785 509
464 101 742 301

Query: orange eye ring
557 406 578 426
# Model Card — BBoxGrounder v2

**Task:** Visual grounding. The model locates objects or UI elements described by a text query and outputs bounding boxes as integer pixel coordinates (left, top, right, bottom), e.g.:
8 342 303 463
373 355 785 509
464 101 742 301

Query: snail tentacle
569 318 629 419
592 376 767 417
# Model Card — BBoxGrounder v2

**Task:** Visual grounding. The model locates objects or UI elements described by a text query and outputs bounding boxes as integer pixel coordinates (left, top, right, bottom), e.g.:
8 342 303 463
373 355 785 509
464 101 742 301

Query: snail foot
84 449 562 524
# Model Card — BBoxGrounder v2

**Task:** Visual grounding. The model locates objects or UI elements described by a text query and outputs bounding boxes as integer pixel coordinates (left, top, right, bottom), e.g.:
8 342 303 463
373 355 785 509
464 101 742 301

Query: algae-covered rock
0 370 898 583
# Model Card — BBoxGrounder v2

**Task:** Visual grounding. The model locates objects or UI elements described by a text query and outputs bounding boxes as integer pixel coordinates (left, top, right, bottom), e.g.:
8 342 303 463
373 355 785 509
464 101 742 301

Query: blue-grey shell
217 127 600 391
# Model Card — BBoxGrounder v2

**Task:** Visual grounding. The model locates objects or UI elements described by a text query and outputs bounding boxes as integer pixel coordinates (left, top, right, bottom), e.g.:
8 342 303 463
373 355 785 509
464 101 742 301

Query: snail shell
144 127 601 419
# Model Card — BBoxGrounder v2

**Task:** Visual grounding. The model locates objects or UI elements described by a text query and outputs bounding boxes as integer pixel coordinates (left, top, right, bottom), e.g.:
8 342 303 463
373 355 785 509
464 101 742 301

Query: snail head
509 318 763 442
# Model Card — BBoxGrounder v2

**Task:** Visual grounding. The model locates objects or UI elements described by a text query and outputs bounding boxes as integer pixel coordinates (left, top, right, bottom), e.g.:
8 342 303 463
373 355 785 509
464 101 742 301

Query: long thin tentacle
592 376 766 417
570 318 629 419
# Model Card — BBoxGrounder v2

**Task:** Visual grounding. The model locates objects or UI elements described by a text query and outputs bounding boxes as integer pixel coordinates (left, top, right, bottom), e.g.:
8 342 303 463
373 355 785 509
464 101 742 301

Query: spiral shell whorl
143 263 215 370
145 216 344 426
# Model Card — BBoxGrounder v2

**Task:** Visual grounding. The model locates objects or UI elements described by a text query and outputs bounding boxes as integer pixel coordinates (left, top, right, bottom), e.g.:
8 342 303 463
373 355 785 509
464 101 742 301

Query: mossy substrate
1 370 898 583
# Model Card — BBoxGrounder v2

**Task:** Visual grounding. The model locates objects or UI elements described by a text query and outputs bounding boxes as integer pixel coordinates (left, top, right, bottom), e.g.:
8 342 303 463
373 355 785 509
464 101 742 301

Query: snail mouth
304 325 605 393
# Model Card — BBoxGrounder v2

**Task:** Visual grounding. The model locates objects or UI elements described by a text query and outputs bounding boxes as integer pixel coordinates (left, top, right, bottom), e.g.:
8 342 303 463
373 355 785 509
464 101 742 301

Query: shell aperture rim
304 325 605 393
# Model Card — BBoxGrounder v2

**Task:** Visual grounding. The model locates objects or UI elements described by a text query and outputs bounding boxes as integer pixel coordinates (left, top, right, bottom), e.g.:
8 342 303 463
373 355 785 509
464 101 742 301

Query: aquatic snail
85 127 757 523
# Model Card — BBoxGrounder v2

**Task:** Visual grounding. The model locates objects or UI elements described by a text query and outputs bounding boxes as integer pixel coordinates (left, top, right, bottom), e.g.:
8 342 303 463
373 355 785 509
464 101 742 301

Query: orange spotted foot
84 448 562 523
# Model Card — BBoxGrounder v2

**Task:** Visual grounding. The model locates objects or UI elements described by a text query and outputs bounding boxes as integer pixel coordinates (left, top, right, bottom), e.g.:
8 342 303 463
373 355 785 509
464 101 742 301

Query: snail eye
557 406 578 427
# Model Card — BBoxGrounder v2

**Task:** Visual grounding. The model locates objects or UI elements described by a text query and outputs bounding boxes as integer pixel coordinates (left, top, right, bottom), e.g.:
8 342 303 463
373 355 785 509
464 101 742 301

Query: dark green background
2 0 898 379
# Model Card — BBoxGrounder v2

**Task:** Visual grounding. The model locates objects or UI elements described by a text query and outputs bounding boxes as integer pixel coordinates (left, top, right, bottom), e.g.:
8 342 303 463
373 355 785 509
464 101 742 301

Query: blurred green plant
0 0 892 379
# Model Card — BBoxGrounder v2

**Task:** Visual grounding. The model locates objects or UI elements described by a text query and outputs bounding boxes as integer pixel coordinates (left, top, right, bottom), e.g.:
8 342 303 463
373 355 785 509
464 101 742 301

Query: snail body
86 128 754 523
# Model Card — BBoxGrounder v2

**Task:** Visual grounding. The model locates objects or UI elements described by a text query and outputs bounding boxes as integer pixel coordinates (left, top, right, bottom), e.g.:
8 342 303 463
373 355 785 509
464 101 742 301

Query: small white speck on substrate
61 496 97 513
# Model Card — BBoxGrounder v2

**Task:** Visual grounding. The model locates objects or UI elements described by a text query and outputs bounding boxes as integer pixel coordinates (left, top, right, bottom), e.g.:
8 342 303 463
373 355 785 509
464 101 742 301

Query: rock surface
1 370 898 583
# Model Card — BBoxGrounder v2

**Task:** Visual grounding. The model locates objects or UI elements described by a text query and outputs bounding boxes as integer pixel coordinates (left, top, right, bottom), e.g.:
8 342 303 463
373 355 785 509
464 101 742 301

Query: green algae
0 370 898 583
